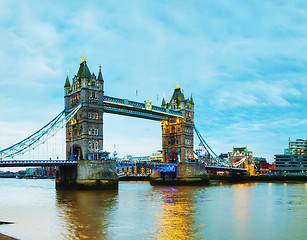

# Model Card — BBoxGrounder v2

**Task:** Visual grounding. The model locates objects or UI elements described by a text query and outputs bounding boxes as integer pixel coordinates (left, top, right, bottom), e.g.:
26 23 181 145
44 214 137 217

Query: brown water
0 179 306 239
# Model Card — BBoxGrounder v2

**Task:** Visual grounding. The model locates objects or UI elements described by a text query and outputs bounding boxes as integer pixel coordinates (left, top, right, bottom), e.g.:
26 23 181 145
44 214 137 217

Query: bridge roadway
0 160 247 173
117 161 247 173
0 160 77 167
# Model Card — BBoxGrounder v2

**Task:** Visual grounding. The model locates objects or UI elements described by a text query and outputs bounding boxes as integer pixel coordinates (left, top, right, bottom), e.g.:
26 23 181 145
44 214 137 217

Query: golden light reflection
153 187 201 240
231 184 252 235
56 190 118 239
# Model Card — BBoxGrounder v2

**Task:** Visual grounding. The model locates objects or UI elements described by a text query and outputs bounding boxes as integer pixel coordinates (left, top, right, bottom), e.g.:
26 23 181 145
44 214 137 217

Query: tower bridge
0 55 249 189
59 55 205 188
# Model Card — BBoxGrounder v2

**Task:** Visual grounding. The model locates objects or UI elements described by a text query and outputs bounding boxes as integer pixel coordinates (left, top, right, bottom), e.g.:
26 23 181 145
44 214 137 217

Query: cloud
216 80 301 109
1 0 307 163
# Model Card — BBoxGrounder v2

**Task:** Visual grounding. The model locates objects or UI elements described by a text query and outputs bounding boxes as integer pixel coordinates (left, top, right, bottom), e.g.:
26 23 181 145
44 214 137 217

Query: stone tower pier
150 83 209 185
56 56 118 190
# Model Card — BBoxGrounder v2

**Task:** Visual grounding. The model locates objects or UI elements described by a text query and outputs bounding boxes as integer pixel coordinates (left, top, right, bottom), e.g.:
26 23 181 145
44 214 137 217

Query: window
95 129 98 135
95 113 98 119
88 112 91 119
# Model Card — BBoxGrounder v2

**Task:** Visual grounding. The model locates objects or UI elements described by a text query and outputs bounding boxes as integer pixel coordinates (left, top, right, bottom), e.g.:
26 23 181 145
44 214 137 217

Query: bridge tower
56 55 118 190
161 83 194 163
64 55 104 161
151 83 209 185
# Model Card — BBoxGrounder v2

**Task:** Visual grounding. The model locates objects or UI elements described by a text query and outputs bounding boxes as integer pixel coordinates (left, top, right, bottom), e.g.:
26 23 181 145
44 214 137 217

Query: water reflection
231 183 254 238
152 186 202 240
56 190 118 239
1 180 307 239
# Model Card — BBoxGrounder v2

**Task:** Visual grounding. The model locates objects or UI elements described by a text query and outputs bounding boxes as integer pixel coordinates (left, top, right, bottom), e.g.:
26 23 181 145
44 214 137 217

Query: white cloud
216 80 301 109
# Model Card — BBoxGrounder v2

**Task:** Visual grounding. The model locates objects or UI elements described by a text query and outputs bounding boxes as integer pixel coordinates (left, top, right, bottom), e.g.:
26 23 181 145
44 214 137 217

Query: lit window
89 130 91 135
96 113 98 119
88 112 91 119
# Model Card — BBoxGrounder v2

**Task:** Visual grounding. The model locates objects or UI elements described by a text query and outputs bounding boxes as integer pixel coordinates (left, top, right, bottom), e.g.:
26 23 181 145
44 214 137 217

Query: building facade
275 139 307 172
284 139 307 155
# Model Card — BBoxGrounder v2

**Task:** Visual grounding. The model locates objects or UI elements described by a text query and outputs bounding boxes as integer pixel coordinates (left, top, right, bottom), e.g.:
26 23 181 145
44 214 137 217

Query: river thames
0 179 306 240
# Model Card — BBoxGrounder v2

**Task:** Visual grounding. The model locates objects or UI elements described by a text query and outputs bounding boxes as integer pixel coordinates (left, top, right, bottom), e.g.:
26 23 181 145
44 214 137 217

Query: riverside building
274 139 307 173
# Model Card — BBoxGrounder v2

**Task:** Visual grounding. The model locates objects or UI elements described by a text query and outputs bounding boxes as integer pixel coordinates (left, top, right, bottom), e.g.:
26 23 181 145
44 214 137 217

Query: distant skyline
1 0 307 165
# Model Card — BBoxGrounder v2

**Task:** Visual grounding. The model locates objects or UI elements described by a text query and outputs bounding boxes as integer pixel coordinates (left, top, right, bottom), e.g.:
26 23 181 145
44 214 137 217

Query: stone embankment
0 233 18 240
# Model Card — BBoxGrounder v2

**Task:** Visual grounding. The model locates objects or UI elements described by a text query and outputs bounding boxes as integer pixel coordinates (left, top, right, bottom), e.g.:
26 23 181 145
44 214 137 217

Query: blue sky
0 0 307 164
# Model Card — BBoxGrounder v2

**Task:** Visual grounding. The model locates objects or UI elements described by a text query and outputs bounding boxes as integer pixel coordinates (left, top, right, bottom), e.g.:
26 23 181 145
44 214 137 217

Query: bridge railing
103 96 125 105
0 159 77 167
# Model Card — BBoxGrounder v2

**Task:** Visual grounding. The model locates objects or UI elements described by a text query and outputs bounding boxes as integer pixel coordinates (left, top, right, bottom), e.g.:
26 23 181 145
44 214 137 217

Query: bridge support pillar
56 165 77 189
150 163 209 185
56 160 118 190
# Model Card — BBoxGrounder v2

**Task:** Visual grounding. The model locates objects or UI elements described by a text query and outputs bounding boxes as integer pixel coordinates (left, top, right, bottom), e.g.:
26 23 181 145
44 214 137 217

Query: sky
0 0 307 166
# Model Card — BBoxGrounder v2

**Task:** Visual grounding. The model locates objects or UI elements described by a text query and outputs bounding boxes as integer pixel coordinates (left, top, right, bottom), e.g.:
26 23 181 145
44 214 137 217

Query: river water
0 179 306 240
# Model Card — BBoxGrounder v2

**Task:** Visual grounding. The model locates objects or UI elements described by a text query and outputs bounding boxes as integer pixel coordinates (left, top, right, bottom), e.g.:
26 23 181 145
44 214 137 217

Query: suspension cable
0 102 82 160
193 124 249 168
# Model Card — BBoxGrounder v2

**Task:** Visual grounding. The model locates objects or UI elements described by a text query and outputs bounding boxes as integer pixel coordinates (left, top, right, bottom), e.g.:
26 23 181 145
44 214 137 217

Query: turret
97 65 104 92
161 94 166 108
190 93 194 105
64 71 71 95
